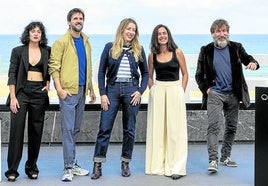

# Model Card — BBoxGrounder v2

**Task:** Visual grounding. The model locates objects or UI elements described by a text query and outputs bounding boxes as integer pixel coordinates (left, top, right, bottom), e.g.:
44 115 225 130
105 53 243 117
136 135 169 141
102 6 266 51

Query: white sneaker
208 160 218 173
62 168 73 182
220 157 238 167
72 164 89 176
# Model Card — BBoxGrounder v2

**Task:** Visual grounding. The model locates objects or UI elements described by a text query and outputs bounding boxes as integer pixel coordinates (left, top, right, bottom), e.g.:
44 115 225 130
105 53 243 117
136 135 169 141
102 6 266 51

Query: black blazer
195 41 260 109
6 45 51 106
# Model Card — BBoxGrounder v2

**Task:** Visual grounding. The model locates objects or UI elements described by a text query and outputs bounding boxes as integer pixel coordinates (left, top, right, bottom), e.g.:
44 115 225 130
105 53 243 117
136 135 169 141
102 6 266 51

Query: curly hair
20 21 48 47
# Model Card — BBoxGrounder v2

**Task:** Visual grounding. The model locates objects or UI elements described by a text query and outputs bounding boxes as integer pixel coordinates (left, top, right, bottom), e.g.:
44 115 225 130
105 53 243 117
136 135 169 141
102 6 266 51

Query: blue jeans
59 86 85 168
207 90 239 162
93 82 140 163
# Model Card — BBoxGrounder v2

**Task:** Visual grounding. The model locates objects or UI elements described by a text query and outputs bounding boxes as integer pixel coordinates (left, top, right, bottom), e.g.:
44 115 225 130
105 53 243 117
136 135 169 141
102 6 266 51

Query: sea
1 34 268 75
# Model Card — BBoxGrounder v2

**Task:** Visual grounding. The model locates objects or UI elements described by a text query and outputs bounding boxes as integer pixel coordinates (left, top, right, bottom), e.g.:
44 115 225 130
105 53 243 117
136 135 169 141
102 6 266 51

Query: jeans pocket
63 95 76 105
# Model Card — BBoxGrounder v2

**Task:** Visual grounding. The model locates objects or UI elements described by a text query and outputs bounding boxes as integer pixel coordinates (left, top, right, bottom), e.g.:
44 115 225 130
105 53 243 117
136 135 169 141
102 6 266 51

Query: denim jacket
98 42 149 96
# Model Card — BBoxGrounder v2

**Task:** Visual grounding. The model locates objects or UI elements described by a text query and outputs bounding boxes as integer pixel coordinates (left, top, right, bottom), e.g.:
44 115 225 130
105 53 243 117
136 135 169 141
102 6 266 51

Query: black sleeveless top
28 60 43 72
153 51 180 81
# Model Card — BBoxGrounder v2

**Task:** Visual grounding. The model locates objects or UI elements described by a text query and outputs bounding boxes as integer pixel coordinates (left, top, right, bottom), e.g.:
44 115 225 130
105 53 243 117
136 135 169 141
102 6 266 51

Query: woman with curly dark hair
5 21 50 182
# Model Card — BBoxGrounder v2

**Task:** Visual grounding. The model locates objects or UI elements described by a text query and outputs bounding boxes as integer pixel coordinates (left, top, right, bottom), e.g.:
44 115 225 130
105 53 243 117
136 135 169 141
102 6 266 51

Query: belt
115 77 132 82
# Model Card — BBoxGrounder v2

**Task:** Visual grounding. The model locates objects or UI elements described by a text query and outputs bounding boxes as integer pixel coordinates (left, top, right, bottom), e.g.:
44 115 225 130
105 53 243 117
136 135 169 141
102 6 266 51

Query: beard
213 34 229 48
70 23 83 33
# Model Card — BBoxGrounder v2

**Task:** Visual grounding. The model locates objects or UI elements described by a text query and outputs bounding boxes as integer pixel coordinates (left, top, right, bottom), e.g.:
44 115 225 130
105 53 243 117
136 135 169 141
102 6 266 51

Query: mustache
212 33 229 40
218 36 228 40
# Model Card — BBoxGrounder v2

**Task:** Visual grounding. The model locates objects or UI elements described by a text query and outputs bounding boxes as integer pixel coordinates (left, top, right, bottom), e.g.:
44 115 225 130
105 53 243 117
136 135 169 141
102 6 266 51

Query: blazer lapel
21 46 29 72
206 43 214 71
40 47 48 77
228 43 238 65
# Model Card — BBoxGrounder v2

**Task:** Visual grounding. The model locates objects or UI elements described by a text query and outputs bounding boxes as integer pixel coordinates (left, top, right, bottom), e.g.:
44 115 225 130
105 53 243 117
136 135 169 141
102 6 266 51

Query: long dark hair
20 21 48 47
150 24 178 54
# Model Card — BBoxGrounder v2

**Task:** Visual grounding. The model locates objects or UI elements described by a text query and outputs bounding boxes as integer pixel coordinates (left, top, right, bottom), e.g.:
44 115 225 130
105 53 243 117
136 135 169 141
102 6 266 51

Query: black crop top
153 51 180 81
28 60 43 72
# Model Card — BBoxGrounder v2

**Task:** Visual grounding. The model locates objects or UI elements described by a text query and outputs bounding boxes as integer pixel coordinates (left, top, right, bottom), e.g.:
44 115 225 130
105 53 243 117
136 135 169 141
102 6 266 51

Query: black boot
91 162 102 180
121 161 131 177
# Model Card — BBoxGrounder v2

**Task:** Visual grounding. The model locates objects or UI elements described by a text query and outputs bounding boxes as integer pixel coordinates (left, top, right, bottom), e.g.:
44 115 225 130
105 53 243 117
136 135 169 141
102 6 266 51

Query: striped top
116 46 131 79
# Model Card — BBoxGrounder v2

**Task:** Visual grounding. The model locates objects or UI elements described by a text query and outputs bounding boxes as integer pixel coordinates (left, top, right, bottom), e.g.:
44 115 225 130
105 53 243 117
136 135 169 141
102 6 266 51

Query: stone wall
0 109 255 144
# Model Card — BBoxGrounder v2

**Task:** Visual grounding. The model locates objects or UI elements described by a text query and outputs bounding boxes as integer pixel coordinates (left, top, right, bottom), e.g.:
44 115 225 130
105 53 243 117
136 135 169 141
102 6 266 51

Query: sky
0 0 268 35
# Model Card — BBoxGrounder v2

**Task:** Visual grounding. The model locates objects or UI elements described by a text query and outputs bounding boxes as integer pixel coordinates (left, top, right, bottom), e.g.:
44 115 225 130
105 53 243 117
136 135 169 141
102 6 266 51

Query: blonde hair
110 18 142 62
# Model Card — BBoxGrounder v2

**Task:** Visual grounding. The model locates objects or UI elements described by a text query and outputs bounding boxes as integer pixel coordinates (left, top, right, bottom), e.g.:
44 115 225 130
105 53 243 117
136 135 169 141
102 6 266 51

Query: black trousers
5 81 47 178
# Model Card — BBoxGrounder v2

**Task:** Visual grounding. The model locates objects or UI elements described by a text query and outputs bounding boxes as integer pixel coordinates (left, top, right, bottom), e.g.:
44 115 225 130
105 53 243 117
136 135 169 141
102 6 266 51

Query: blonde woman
91 18 149 179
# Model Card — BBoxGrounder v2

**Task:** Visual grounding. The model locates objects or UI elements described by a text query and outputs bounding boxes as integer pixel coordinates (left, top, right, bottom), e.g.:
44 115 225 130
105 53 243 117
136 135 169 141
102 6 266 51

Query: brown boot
121 161 131 177
91 162 102 180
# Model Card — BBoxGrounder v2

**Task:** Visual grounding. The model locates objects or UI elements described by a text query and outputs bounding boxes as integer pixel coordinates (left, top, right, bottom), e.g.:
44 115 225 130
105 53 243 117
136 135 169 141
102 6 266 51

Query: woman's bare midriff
27 71 43 81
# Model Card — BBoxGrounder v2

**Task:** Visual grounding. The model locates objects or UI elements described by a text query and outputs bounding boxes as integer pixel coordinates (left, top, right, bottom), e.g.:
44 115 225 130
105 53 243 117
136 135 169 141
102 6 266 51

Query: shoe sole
62 175 73 181
208 168 218 173
122 174 131 177
73 172 89 176
91 175 102 180
219 162 237 167
7 178 16 182
62 178 72 182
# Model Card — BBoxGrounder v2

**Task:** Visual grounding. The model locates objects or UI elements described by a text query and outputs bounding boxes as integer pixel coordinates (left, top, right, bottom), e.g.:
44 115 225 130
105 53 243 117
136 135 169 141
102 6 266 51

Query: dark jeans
5 81 47 178
207 90 239 162
93 82 140 163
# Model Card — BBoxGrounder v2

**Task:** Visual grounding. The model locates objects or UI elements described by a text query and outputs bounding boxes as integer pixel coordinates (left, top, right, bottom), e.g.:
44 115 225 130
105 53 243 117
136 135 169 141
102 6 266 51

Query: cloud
0 0 268 34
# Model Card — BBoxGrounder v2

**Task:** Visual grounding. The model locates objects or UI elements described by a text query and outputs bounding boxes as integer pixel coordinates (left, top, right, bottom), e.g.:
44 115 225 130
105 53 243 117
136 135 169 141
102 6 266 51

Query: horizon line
1 33 268 35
